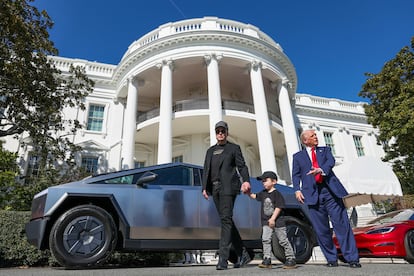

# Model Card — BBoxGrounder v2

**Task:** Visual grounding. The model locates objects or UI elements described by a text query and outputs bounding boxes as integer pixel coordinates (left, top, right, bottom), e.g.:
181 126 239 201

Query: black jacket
202 141 250 196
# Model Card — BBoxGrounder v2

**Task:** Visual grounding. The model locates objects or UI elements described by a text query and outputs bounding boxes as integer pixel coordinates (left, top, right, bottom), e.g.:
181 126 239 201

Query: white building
2 17 388 187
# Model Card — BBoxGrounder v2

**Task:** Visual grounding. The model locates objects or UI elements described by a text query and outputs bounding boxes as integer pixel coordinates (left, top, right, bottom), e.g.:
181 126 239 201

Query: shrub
0 211 50 267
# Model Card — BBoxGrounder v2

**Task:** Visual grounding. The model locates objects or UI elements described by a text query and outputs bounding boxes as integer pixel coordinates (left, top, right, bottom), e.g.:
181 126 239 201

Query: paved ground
0 247 411 276
1 260 413 276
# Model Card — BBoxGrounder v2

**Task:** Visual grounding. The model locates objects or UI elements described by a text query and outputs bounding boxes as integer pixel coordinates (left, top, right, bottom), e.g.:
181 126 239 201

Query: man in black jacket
202 121 252 270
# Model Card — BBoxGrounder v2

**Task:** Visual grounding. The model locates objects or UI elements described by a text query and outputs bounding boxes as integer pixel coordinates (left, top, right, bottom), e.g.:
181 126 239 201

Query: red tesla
334 208 414 264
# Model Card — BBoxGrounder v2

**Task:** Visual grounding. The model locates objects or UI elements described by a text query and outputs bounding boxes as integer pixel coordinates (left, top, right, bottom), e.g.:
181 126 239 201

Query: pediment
77 140 108 151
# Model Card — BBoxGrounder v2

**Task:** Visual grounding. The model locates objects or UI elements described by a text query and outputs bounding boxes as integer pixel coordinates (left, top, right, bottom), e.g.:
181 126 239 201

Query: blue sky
34 0 413 102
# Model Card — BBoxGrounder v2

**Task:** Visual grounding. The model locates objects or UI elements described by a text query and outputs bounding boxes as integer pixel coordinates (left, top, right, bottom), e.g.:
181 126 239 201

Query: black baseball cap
215 121 228 130
256 171 278 180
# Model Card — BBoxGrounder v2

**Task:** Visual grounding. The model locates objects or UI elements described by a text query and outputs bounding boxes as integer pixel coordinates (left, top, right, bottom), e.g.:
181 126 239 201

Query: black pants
212 184 243 262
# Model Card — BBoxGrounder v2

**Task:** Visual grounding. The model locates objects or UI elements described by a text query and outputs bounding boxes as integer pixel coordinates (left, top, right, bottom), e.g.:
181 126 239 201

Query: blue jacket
292 146 348 205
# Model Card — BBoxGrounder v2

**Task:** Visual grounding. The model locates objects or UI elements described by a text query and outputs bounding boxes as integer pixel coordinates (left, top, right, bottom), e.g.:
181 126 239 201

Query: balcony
137 99 281 125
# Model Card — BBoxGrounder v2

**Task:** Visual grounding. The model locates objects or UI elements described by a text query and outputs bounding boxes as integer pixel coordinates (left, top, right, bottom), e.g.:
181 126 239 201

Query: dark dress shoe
216 264 228 270
326 261 338 267
234 248 252 268
349 262 361 268
216 258 228 270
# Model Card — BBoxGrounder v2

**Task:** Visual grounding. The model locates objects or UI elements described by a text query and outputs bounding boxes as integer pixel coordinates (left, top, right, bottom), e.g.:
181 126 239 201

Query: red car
334 208 414 264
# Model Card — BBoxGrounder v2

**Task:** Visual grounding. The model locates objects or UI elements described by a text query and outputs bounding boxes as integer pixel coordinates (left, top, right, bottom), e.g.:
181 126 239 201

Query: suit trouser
308 184 359 263
212 187 243 262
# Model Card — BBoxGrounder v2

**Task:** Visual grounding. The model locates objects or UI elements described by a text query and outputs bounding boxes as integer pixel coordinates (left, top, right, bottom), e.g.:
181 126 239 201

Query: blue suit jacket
292 146 348 205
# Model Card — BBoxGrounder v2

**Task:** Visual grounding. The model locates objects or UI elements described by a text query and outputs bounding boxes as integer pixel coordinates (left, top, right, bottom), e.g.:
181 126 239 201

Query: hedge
0 211 50 267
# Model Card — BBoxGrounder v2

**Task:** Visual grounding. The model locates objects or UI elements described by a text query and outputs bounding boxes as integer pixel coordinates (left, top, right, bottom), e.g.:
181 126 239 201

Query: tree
359 37 414 194
0 0 94 174
0 142 18 209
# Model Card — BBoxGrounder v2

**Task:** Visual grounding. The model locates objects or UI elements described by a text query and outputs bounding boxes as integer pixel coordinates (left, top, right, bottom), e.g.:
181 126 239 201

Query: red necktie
311 147 323 183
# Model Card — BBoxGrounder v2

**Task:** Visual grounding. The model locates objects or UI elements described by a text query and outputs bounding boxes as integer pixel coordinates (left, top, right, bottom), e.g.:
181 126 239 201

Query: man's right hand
295 191 305 204
241 181 251 194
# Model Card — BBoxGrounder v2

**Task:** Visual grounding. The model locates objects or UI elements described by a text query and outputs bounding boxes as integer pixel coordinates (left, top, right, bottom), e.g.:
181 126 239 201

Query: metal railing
137 99 282 125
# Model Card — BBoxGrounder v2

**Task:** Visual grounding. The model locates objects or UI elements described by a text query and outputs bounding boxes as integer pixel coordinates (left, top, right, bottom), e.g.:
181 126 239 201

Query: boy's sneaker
283 258 297 269
258 257 272 268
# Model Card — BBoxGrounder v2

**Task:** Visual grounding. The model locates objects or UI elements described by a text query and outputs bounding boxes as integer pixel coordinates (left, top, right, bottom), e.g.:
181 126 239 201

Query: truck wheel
272 216 314 264
49 205 117 268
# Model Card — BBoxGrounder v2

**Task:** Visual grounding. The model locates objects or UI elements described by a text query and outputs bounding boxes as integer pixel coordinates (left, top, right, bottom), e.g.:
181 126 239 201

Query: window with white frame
81 156 99 174
87 104 105 131
135 161 146 168
323 132 336 155
353 135 365 156
172 155 183 163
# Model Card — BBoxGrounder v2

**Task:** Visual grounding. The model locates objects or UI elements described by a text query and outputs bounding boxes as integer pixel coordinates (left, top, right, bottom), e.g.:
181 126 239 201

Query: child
247 171 297 269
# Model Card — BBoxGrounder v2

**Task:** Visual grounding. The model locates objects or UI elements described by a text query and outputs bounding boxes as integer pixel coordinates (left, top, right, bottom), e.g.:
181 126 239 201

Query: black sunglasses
215 129 227 134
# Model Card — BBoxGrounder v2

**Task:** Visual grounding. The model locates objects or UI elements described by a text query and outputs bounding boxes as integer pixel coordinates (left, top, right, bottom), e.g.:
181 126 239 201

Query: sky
33 0 413 103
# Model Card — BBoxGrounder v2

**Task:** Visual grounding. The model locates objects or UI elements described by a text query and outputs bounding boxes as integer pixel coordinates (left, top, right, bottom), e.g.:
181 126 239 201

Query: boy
247 171 297 269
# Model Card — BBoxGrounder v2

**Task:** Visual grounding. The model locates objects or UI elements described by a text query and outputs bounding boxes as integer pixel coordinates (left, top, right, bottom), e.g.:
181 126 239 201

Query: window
87 104 105 131
323 132 336 155
81 156 99 174
135 161 146 168
193 167 202 186
172 155 183 163
353 135 365 156
102 175 134 184
151 166 192 186
91 171 146 185
26 153 40 179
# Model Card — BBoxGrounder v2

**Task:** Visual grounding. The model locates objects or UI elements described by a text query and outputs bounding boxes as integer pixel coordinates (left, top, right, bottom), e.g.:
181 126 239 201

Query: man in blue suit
292 129 361 268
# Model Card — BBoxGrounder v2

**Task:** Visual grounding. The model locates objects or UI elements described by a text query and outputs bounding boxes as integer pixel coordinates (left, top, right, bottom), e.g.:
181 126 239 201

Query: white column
205 54 223 145
277 80 300 172
249 61 277 173
121 77 139 169
157 59 174 164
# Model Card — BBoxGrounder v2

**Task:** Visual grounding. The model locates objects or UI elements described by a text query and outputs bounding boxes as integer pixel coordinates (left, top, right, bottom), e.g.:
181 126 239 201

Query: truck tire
49 205 117 268
271 216 313 264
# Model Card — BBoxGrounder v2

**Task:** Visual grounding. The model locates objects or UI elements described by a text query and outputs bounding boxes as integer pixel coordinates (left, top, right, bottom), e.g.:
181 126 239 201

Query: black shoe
234 248 252 268
216 258 228 270
326 261 338 267
216 264 227 270
349 262 361 268
283 258 297 269
258 257 272 268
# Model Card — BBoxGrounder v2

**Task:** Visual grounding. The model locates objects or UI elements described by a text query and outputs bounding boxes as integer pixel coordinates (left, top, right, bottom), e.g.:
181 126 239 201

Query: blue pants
308 184 359 263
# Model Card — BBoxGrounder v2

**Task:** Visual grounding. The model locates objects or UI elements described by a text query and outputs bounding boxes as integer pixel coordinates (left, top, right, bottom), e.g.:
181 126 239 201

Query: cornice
295 93 368 122
295 105 367 122
49 56 117 88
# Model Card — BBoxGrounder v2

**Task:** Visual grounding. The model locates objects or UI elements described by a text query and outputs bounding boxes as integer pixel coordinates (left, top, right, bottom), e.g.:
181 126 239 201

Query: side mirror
136 172 157 187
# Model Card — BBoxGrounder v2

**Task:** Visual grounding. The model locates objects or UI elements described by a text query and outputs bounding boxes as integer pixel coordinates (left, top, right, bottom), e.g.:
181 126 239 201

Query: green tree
0 0 94 174
0 142 92 211
0 142 18 209
359 37 414 194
